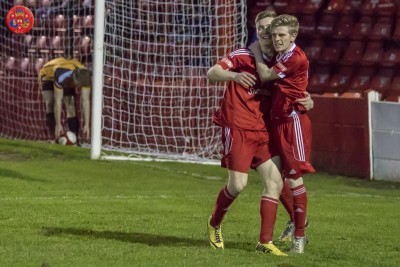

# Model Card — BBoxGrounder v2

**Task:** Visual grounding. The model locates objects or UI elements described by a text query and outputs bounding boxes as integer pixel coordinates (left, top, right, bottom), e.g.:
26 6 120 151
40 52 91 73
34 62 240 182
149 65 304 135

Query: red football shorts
272 112 316 179
220 127 277 173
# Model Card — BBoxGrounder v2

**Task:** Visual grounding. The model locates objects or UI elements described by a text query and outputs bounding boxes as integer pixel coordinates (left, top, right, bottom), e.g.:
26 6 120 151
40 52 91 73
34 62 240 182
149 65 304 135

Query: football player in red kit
249 14 316 254
206 9 313 256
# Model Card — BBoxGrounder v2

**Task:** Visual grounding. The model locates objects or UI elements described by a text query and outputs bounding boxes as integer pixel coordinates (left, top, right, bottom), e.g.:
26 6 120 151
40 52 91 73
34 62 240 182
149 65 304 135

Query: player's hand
55 124 63 139
83 124 90 139
233 72 257 88
295 92 314 111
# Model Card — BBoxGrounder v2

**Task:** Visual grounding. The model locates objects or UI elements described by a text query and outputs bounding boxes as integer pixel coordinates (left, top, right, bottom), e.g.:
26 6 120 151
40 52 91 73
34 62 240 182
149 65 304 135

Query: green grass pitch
0 138 399 266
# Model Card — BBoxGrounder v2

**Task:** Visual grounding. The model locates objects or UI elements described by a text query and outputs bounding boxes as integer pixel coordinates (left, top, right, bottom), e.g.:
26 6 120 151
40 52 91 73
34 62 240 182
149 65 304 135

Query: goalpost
90 0 247 163
90 0 105 159
0 0 247 163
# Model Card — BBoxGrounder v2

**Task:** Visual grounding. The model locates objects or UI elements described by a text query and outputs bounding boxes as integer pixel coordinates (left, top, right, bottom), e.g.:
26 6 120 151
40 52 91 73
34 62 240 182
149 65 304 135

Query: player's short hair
271 14 299 35
72 68 92 87
255 7 277 24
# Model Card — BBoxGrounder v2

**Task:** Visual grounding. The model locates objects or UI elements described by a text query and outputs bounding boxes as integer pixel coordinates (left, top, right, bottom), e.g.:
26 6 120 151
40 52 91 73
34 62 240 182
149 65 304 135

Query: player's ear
290 32 297 43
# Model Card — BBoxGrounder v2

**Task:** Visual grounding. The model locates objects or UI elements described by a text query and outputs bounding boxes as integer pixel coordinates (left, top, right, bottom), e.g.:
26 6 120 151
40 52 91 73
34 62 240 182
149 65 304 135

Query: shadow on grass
42 226 254 251
0 167 45 182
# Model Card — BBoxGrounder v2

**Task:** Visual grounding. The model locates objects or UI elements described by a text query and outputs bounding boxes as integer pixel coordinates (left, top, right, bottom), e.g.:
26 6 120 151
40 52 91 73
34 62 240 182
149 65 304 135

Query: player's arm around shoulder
207 64 236 82
248 42 279 83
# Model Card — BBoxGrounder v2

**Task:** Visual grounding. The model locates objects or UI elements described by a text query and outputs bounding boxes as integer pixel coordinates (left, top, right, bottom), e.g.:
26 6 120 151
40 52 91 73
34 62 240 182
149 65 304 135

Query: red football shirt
213 48 270 131
271 44 309 117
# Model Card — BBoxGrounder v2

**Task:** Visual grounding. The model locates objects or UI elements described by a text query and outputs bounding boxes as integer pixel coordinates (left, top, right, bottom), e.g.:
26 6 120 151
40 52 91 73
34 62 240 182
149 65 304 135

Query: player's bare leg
42 90 55 141
226 170 248 197
208 170 247 249
63 96 76 119
257 156 282 199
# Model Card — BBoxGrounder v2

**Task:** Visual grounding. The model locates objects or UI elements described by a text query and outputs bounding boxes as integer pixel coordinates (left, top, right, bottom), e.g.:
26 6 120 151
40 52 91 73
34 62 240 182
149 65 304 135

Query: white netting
0 0 247 162
99 0 247 161
0 0 94 140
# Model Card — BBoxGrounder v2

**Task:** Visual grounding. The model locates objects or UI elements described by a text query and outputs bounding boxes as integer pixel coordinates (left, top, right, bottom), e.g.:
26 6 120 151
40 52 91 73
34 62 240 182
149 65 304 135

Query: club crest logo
6 5 34 34
276 62 287 72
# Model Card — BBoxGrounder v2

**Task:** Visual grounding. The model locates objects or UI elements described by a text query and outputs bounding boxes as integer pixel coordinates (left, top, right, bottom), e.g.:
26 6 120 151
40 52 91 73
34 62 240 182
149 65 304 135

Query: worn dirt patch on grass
0 152 29 161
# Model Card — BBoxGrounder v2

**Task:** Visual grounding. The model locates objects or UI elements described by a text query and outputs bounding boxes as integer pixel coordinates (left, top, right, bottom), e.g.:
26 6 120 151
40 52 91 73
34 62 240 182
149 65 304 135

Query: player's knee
228 180 247 195
227 170 248 195
235 182 247 193
227 184 242 196
67 109 76 117
265 176 282 192
287 177 304 188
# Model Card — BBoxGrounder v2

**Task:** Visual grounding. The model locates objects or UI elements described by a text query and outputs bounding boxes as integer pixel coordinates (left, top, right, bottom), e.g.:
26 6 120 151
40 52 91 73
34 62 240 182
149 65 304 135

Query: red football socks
210 185 235 227
259 196 279 243
291 184 308 237
279 179 295 222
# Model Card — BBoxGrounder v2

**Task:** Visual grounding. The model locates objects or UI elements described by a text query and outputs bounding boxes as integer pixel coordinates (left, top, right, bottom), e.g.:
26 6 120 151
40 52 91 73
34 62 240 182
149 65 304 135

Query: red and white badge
6 5 34 34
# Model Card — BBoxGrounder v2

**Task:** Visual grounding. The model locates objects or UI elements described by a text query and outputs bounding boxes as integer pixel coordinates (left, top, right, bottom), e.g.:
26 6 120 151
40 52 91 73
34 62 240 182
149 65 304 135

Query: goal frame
90 0 246 164
90 0 105 160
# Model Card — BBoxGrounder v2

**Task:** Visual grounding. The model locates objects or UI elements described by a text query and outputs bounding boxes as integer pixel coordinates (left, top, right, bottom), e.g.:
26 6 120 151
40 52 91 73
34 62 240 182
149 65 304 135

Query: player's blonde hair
255 6 277 24
271 14 299 35
73 68 92 87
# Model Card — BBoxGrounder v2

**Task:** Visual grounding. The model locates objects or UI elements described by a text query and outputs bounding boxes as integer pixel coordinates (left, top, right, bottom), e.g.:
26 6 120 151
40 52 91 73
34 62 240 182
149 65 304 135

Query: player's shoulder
277 45 307 65
220 48 253 68
293 45 308 61
228 48 253 59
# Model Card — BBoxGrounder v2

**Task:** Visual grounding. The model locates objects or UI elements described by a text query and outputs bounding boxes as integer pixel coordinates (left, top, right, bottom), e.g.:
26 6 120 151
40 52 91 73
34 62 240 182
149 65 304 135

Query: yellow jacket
39 57 86 82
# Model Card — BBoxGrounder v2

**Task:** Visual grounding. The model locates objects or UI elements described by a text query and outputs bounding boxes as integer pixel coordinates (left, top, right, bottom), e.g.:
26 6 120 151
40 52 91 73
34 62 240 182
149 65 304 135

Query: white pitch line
315 192 400 200
1 192 398 201
128 162 223 181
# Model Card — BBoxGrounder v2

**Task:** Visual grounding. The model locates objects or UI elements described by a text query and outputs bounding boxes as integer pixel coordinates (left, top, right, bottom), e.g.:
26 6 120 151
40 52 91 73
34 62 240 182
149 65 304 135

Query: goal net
99 0 247 162
0 0 247 163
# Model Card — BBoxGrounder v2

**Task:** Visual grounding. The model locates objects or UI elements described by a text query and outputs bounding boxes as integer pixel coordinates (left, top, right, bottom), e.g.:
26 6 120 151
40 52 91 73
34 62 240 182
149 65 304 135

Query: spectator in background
249 14 316 254
38 57 92 142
